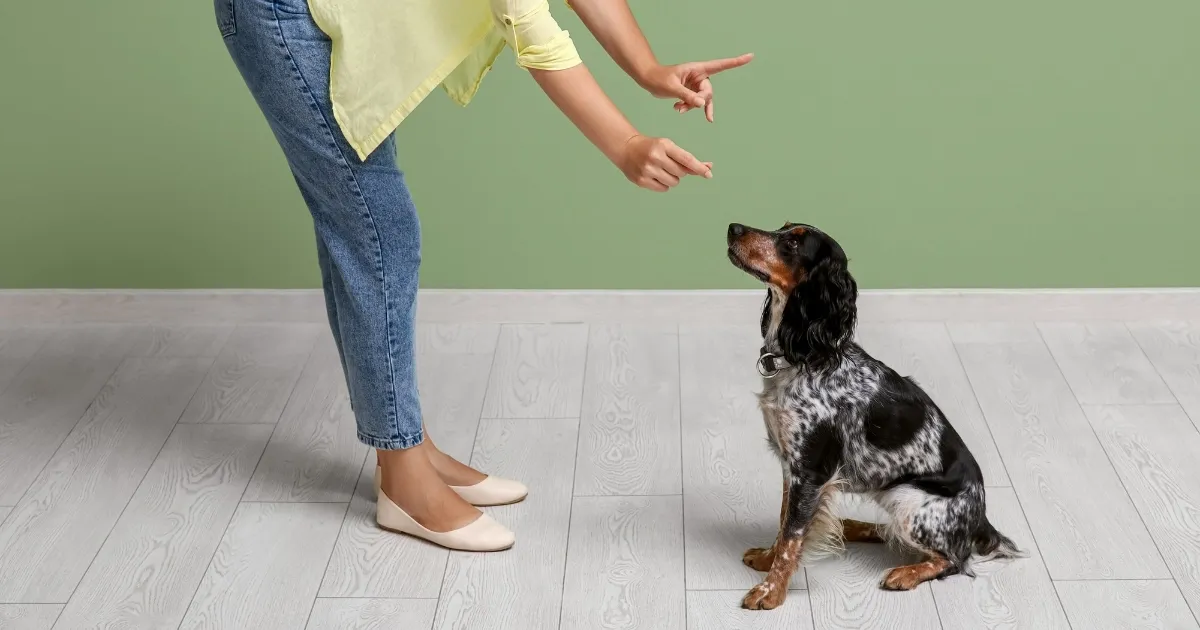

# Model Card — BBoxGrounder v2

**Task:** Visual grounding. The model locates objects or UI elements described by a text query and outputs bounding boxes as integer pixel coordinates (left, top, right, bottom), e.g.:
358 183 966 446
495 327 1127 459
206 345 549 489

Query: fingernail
705 170 713 179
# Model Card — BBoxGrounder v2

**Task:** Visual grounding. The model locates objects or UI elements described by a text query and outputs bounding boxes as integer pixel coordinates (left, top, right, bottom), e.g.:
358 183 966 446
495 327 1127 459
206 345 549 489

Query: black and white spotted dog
726 222 1021 610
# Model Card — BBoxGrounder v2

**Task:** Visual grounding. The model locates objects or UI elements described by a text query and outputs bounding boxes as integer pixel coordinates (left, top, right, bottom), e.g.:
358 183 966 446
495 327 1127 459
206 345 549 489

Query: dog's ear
760 290 774 338
778 257 858 364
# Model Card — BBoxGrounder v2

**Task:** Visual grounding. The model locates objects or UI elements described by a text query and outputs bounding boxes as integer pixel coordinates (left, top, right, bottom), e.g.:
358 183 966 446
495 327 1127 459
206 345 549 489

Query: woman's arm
493 0 711 190
563 0 660 92
530 65 711 191
569 0 752 122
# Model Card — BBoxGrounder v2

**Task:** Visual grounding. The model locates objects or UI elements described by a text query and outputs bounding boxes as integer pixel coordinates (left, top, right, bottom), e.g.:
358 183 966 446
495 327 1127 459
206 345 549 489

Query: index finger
697 53 755 76
665 144 712 178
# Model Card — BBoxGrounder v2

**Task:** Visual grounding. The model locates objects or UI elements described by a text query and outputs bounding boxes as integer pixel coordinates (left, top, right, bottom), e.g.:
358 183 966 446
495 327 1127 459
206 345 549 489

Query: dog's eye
784 239 800 251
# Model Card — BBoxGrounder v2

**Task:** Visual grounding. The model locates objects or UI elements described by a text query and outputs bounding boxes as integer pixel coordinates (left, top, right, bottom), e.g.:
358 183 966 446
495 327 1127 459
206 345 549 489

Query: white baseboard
2 288 1199 325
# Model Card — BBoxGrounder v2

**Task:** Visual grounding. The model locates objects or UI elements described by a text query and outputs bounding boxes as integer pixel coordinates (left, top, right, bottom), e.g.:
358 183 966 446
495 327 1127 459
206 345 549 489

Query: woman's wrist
629 59 661 89
605 131 641 169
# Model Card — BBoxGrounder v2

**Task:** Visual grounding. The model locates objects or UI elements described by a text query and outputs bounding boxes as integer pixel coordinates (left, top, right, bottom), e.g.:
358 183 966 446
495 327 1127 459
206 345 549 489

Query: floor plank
32 324 146 358
242 341 366 503
575 325 682 496
0 328 50 502
561 496 685 630
54 424 273 629
1038 322 1175 404
179 502 346 630
306 598 438 630
0 327 48 396
415 322 500 461
0 327 135 505
679 326 806 591
1085 404 1200 617
318 451 448 599
481 324 588 419
416 323 501 355
1129 321 1200 427
806 543 942 630
418 350 496 466
950 322 1169 580
126 325 234 358
0 357 209 603
1055 580 1198 630
433 419 578 630
685 591 814 630
0 605 62 630
930 488 1071 629
856 322 1009 486
178 324 319 424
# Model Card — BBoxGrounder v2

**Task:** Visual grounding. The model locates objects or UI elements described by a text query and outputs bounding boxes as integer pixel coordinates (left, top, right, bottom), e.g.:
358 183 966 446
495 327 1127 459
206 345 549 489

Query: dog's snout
728 223 746 241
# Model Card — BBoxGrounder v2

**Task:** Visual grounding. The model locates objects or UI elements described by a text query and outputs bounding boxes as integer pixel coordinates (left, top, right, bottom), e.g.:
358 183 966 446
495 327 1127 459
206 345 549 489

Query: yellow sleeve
492 0 582 71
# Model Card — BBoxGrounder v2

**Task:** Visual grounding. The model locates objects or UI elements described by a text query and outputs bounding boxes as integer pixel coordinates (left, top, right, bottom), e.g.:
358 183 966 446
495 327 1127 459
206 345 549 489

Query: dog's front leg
742 467 831 610
743 472 790 572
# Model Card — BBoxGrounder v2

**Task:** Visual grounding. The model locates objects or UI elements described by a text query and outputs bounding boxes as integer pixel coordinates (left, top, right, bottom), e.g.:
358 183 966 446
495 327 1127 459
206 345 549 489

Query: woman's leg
314 178 483 490
216 0 481 530
313 235 349 387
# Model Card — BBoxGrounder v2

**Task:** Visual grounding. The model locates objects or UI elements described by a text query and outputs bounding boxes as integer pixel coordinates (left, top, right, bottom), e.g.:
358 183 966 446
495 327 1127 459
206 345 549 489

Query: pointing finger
665 143 711 178
697 53 755 76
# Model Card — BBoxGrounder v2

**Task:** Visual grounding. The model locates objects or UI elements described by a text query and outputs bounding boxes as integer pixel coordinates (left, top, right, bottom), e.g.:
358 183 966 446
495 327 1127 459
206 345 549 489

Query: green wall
2 2 1197 289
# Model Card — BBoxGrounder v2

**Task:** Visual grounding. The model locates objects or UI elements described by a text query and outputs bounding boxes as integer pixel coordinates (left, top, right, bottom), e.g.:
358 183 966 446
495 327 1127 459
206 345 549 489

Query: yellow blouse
307 0 582 160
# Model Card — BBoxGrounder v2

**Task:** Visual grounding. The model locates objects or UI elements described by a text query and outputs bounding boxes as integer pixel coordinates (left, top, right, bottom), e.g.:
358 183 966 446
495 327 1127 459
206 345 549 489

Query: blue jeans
216 0 424 450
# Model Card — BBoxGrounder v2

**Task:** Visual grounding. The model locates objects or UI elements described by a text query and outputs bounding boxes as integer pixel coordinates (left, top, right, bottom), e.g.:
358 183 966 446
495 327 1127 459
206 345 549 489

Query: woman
216 0 750 551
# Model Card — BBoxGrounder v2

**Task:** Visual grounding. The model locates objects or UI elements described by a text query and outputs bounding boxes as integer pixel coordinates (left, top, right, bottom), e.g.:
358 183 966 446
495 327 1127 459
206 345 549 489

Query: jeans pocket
215 0 237 37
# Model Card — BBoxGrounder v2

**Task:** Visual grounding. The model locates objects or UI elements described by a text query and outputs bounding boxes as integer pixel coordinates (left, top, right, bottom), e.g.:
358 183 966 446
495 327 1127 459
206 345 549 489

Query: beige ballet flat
450 476 529 506
375 466 529 507
376 492 515 552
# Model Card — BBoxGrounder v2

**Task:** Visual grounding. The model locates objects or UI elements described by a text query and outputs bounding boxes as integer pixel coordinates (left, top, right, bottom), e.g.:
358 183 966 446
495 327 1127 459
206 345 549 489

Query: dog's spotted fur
728 222 1022 610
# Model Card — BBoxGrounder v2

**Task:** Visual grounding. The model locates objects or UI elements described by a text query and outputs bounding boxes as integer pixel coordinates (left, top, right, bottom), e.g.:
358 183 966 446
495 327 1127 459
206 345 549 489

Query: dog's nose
728 223 745 239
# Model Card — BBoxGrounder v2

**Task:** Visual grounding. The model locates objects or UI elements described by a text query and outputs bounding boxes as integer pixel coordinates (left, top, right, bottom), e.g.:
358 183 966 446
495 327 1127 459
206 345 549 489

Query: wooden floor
2 305 1199 629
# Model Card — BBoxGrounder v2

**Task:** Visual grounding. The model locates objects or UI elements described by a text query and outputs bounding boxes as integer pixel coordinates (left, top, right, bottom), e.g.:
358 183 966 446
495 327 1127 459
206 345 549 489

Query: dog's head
726 222 858 364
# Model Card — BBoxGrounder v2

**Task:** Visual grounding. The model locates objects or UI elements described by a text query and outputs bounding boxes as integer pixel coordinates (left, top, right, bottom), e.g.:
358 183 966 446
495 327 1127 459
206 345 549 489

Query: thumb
667 81 706 109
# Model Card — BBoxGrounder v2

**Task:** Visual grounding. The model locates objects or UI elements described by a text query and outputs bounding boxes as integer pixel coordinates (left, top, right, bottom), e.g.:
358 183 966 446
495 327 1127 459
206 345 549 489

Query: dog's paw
879 566 923 591
742 547 775 572
741 582 787 610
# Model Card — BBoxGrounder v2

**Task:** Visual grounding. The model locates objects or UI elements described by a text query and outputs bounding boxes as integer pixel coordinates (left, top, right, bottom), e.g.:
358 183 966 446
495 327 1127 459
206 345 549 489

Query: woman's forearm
567 0 658 85
529 64 711 191
529 64 639 165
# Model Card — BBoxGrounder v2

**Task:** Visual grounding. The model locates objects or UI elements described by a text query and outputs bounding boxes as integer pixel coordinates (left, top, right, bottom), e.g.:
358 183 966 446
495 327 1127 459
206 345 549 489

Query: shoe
375 466 528 507
376 491 515 552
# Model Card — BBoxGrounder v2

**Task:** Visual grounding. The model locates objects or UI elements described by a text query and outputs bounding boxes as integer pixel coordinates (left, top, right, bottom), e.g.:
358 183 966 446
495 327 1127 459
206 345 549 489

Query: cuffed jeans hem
359 430 425 451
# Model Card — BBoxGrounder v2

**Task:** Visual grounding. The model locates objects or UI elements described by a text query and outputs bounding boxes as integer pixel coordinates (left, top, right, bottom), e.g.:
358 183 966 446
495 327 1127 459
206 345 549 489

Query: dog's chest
757 383 790 456
757 374 830 457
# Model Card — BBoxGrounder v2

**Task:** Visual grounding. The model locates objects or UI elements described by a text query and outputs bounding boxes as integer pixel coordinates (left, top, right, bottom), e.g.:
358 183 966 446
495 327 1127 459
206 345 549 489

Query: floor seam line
556 323 589 630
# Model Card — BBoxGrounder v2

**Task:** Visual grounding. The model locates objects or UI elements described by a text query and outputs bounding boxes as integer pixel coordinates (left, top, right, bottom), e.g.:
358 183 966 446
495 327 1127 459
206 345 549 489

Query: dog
726 221 1021 610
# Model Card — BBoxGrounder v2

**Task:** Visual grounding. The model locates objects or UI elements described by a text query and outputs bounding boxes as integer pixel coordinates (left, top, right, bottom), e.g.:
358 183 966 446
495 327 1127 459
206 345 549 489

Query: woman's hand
638 54 754 122
568 0 753 122
529 65 713 192
618 135 712 192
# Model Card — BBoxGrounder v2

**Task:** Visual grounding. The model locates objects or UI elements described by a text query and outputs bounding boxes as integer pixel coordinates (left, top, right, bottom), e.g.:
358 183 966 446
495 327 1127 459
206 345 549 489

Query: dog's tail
972 518 1024 561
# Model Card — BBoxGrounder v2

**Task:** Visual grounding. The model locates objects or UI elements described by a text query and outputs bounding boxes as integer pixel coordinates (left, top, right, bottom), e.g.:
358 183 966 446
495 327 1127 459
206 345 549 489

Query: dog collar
757 347 791 378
